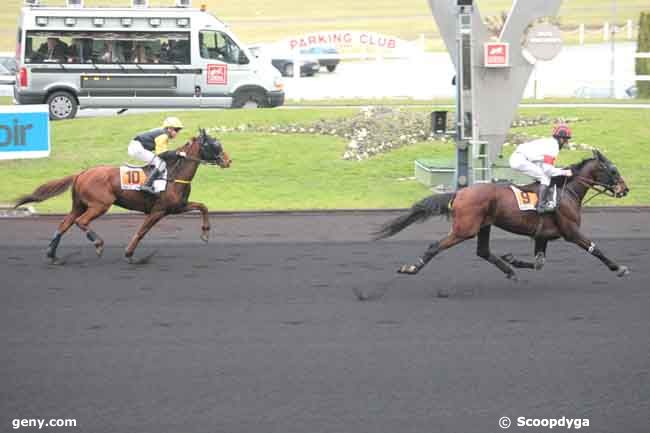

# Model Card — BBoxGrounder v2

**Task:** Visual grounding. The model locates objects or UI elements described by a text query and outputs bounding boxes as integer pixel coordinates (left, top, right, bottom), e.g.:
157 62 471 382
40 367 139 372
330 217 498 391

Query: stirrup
139 184 157 195
536 202 556 214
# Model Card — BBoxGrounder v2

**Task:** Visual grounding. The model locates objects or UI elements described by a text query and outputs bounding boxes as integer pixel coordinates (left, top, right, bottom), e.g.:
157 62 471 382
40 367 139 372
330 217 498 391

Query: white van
14 0 285 119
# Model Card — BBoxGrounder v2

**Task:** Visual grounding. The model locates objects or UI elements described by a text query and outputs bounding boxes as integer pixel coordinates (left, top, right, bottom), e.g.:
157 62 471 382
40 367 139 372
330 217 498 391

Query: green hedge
637 12 650 98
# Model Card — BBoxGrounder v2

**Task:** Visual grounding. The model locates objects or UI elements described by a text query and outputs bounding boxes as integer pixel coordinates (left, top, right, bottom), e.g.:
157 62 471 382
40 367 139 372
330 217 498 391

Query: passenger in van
162 40 189 64
67 38 90 63
37 37 69 62
132 43 148 64
101 41 125 63
128 117 185 195
147 46 160 64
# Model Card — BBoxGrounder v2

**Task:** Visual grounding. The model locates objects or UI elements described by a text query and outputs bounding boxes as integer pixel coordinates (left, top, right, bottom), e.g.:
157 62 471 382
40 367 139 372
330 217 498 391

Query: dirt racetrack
1 210 649 433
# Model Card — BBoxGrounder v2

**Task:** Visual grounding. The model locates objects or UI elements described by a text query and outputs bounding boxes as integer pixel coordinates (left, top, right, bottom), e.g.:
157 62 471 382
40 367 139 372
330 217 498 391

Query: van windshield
24 30 190 65
199 30 247 64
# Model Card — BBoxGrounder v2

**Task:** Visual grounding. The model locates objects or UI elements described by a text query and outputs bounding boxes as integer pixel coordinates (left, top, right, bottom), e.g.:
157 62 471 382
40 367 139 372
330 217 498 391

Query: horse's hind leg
75 205 111 257
398 232 468 275
47 207 84 262
476 225 518 280
501 238 547 270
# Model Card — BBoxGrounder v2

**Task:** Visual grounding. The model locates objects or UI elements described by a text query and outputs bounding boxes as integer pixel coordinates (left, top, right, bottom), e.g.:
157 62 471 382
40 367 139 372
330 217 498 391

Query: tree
637 12 650 98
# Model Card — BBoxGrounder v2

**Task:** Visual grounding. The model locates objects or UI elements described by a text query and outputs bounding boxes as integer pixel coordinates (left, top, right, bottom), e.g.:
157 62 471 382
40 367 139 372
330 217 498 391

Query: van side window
24 31 190 65
199 30 247 64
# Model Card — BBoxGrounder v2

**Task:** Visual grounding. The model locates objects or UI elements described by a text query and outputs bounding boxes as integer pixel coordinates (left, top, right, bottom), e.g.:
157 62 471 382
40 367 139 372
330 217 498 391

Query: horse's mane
568 157 595 173
159 139 196 164
548 157 595 187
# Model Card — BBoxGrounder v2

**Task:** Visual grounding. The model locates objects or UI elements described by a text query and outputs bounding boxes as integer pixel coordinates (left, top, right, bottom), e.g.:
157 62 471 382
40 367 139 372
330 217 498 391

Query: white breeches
509 152 550 186
128 140 167 173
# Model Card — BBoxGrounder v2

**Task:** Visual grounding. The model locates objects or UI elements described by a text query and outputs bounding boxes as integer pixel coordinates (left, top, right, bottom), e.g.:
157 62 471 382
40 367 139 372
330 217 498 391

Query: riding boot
140 168 160 195
536 184 556 214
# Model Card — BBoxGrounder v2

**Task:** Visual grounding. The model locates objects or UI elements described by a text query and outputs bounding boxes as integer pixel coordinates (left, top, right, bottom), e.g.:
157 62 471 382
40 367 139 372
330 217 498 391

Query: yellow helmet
162 116 184 129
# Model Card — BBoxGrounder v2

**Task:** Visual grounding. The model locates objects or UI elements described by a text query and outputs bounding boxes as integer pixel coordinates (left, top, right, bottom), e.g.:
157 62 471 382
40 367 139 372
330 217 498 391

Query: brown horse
14 129 231 264
374 150 630 280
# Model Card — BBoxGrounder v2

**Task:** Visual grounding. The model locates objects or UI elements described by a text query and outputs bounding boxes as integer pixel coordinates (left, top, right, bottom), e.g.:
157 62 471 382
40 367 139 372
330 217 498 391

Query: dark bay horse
374 150 630 280
14 129 231 264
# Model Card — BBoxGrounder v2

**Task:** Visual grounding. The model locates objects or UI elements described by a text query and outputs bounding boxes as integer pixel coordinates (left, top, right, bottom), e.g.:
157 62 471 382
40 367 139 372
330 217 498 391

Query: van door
196 30 251 108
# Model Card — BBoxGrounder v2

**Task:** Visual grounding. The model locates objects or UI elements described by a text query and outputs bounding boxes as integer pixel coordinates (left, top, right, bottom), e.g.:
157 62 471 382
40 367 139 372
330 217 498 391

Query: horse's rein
567 175 614 205
165 150 226 185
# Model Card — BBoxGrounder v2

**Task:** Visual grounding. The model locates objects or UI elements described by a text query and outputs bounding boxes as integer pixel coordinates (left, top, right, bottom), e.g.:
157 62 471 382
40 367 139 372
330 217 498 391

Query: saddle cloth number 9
120 167 146 191
510 185 539 211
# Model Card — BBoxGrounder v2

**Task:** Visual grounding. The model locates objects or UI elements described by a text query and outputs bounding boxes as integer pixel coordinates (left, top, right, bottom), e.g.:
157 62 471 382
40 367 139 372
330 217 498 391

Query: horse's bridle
163 138 227 185
573 175 618 196
561 164 621 206
176 136 227 166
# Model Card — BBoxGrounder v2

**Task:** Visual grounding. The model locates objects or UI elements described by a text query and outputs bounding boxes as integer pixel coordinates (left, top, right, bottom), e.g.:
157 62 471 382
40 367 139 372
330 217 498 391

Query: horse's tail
14 175 76 208
373 192 456 240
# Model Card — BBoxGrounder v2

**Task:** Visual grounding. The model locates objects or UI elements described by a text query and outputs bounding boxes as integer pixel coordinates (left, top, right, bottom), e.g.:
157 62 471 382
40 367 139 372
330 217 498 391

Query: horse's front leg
564 228 629 277
125 211 166 262
178 201 210 242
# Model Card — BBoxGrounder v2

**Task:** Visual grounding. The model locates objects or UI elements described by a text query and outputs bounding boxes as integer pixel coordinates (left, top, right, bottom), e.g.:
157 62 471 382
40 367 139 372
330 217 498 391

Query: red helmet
552 124 572 139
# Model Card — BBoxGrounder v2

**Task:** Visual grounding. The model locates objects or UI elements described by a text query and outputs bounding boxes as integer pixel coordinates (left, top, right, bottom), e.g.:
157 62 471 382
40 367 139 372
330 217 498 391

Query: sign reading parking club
484 42 509 67
0 105 50 160
207 64 227 85
284 31 404 51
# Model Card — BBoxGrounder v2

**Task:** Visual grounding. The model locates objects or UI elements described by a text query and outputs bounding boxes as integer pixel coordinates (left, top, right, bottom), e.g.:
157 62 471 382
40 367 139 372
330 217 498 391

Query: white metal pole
579 23 585 45
627 19 633 39
610 0 616 98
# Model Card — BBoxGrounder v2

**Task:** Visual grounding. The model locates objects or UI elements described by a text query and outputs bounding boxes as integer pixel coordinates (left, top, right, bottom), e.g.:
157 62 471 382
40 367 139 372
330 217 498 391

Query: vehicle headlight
274 77 284 90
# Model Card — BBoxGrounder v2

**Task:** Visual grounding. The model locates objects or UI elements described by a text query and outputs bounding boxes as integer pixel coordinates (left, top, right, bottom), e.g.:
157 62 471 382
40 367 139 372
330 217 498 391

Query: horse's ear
592 149 604 161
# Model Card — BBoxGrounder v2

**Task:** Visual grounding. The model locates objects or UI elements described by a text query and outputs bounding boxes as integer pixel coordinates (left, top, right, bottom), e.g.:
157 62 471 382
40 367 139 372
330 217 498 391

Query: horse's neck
566 167 592 204
172 142 200 181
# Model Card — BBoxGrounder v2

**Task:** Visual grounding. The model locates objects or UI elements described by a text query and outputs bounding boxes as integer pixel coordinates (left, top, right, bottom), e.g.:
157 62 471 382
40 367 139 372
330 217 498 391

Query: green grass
1 0 647 50
3 96 650 107
0 107 648 213
283 97 650 106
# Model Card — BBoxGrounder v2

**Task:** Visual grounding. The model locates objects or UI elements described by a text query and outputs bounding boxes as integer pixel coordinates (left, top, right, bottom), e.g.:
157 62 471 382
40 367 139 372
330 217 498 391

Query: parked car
249 45 319 77
573 86 613 99
625 85 638 98
301 46 340 72
0 64 15 86
0 53 18 74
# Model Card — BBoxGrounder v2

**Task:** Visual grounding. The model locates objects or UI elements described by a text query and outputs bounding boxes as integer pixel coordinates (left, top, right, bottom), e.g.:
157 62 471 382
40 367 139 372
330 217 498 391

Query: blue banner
0 105 50 160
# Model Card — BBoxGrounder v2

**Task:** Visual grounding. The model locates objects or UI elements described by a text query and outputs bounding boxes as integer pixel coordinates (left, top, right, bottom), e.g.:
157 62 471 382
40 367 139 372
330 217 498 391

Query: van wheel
232 89 266 109
47 91 78 120
326 64 337 72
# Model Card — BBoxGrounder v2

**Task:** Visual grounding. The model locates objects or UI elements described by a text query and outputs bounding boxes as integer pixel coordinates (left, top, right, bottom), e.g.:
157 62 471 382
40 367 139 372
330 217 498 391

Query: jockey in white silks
509 124 574 213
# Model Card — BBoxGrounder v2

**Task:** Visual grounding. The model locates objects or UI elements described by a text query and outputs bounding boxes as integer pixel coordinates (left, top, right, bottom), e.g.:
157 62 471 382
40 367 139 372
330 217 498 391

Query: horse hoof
95 245 104 257
617 266 630 277
507 273 519 282
501 253 515 264
200 231 209 243
126 250 158 265
397 264 418 275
